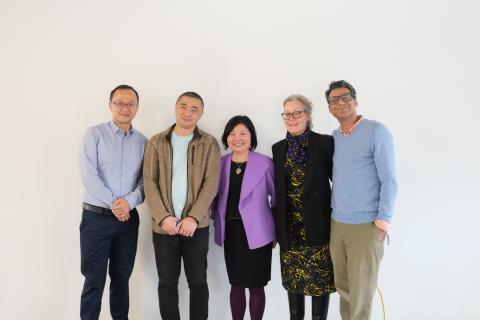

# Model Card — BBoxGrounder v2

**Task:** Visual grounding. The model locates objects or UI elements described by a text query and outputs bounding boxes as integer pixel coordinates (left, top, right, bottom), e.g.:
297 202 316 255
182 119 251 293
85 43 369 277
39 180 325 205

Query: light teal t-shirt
171 132 193 219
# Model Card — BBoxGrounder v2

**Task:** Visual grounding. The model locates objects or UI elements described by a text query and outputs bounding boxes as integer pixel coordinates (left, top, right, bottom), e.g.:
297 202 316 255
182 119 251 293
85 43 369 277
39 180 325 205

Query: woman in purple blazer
211 115 275 320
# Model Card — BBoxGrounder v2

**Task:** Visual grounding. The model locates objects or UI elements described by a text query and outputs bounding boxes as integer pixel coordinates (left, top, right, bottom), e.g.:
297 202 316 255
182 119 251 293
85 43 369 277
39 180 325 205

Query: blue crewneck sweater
331 118 397 224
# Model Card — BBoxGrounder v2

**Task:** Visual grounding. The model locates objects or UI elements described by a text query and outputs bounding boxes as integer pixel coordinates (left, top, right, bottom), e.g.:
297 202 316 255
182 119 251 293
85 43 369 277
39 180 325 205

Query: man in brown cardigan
143 91 220 320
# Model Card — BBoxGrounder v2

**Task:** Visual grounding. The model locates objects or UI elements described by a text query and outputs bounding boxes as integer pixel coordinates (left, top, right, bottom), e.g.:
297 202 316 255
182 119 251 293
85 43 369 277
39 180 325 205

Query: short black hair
221 115 258 150
110 84 139 102
176 91 204 107
325 80 357 102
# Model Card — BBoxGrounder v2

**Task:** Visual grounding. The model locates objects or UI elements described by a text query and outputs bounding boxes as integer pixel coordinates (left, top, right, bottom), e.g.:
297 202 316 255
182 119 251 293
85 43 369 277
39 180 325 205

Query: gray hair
283 94 313 129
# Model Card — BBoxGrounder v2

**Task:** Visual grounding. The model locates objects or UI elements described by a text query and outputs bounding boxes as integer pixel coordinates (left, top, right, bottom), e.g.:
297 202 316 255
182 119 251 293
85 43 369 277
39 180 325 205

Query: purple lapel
219 153 232 208
239 151 267 203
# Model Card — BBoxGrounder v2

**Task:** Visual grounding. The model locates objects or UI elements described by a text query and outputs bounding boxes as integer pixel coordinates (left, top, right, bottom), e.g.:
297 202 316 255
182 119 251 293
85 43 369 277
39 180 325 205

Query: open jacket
143 124 221 234
211 151 276 249
271 131 334 250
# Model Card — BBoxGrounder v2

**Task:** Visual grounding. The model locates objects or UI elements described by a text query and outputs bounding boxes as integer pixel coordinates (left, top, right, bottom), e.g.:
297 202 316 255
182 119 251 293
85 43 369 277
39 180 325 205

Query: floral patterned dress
280 140 335 296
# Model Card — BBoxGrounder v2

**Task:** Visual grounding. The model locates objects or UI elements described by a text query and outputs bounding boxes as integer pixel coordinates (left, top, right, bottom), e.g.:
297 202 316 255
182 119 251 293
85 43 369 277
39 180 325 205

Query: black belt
82 203 114 216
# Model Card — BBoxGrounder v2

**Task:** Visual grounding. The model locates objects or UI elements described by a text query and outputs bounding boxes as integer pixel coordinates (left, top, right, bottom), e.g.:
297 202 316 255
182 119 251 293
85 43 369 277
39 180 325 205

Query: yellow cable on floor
377 286 387 320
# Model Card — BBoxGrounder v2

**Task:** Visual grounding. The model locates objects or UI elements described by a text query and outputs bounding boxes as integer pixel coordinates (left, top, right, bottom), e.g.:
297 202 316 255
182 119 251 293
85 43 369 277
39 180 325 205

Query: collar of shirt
339 115 363 137
109 120 135 137
166 123 202 142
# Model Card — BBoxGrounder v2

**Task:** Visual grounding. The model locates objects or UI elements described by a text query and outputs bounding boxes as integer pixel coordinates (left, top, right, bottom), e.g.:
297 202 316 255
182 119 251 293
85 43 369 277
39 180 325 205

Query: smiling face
283 100 310 136
109 89 139 128
227 123 251 154
328 87 358 122
175 96 203 131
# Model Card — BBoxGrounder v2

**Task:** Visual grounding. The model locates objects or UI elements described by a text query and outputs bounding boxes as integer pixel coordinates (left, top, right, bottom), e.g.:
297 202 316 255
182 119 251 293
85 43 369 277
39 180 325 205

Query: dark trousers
80 209 139 320
153 227 209 320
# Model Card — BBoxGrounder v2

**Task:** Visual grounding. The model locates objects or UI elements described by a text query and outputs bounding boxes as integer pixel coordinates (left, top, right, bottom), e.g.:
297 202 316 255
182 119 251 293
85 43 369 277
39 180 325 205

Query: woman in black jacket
271 94 335 320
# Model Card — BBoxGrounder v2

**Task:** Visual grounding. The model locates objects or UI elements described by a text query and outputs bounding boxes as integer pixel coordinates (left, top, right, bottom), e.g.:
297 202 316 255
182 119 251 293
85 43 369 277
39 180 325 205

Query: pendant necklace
235 163 242 175
233 161 246 175
232 152 248 175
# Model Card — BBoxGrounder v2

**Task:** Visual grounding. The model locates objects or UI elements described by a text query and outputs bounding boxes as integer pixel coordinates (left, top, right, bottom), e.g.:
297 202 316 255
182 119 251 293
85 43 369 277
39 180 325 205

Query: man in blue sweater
326 80 397 320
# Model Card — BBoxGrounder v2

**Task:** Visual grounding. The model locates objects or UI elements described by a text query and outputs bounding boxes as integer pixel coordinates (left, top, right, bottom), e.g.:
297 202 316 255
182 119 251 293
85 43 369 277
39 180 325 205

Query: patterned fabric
285 128 310 164
280 139 335 296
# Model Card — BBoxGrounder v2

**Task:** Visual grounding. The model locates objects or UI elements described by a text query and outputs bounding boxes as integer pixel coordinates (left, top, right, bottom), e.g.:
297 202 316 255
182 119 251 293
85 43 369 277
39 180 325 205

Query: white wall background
1 0 479 319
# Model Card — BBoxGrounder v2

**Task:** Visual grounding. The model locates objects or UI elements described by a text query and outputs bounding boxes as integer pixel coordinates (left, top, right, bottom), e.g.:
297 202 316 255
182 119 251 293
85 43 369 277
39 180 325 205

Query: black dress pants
153 227 209 320
80 209 139 320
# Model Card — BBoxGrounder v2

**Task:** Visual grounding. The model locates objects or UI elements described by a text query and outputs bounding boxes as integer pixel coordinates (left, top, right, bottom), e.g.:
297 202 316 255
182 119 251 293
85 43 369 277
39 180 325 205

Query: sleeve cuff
124 193 138 211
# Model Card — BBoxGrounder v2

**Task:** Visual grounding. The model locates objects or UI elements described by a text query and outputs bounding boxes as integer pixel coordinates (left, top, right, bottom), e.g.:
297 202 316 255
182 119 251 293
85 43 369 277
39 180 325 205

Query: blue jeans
80 209 139 320
153 227 209 320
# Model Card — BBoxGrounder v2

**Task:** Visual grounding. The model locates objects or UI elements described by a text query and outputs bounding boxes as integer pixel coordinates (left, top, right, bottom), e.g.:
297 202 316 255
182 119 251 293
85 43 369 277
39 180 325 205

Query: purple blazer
212 151 276 249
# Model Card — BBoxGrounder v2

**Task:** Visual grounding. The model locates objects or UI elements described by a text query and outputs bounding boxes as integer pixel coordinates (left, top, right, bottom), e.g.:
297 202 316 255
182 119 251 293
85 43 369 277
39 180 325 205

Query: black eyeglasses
281 110 305 120
327 93 354 105
111 101 139 109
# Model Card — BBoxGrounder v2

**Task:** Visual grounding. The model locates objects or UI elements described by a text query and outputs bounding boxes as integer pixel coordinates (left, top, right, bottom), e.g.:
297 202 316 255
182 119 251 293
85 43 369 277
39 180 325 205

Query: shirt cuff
123 193 137 211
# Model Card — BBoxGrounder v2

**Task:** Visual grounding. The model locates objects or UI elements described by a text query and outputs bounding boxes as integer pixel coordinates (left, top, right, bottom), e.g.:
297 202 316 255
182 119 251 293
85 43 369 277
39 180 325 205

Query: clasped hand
161 216 198 237
112 198 130 222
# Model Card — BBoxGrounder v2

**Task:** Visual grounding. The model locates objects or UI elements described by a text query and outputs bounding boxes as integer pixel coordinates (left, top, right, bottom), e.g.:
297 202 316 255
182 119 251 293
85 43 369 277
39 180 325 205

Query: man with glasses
143 92 220 320
326 80 397 320
79 84 147 319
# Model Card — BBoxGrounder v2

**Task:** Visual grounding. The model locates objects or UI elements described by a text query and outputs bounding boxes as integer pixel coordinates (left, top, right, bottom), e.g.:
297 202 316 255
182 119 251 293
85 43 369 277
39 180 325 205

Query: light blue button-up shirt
79 121 148 209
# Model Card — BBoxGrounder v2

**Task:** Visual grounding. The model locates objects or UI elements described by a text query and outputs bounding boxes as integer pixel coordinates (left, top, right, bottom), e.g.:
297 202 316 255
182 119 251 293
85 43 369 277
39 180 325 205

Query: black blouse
226 161 247 221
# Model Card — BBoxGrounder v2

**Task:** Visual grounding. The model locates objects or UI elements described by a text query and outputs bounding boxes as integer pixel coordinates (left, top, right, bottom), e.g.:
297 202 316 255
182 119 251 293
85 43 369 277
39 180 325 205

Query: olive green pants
329 219 385 320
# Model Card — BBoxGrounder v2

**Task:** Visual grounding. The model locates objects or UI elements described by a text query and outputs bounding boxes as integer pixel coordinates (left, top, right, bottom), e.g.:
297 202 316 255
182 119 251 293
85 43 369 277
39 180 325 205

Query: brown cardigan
143 124 221 234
